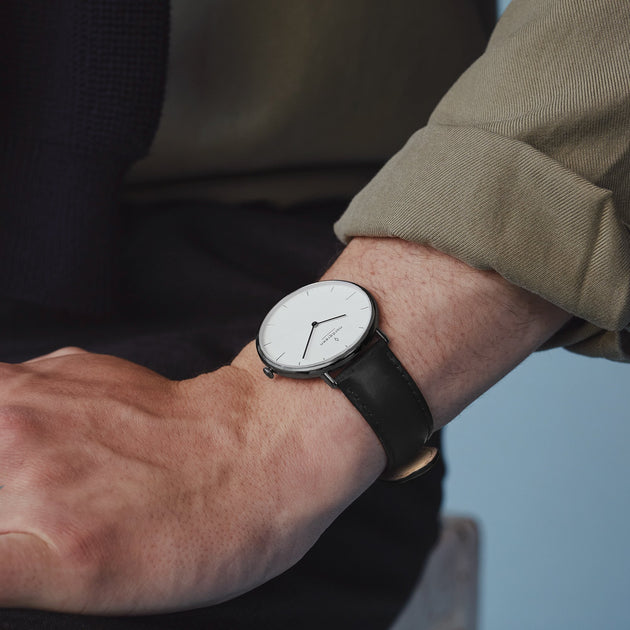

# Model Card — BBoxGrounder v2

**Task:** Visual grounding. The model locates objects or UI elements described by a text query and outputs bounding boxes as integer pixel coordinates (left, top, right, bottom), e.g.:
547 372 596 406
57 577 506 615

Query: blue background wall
444 350 630 629
442 2 630 629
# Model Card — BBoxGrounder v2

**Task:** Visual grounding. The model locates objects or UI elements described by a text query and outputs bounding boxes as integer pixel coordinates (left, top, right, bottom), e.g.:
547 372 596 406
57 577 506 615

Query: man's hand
0 346 383 614
0 237 571 614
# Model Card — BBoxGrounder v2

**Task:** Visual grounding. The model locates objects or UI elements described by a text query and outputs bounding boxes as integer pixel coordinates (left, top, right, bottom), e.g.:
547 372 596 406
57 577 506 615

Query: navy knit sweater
0 0 169 314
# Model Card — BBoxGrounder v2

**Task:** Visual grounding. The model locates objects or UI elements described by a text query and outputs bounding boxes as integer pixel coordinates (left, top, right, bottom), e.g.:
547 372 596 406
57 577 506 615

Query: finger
24 347 88 364
0 532 58 608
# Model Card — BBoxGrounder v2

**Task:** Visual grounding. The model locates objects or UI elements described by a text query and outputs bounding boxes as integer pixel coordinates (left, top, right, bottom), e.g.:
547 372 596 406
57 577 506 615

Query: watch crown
263 366 276 379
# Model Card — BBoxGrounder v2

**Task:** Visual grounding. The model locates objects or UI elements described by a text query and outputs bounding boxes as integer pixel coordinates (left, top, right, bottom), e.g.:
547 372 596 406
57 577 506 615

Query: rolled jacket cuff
334 123 630 356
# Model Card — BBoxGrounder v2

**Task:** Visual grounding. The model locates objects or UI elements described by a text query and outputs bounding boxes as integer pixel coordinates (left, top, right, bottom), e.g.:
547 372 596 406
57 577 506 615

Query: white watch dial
257 280 375 373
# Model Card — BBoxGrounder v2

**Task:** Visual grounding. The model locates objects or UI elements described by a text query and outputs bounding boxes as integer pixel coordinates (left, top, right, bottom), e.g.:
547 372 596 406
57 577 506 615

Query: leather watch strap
335 335 438 482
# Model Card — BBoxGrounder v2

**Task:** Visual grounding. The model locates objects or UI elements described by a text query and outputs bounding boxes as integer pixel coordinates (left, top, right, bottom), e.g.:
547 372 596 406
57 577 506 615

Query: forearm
0 236 572 613
324 236 570 428
233 236 570 488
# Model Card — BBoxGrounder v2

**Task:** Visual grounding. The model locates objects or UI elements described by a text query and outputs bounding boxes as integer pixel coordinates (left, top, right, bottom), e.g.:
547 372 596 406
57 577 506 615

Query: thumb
0 532 58 609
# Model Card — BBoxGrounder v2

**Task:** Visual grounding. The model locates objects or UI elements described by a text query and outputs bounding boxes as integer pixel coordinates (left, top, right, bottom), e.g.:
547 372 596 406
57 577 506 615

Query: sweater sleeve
334 0 630 361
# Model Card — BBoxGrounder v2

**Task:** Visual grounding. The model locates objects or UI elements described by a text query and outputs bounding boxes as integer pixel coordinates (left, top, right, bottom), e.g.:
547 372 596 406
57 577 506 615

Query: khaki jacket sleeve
334 0 630 361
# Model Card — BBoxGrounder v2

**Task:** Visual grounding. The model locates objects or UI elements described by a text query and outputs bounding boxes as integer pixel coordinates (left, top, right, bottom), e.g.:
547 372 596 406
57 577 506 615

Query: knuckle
24 346 87 364
56 346 87 355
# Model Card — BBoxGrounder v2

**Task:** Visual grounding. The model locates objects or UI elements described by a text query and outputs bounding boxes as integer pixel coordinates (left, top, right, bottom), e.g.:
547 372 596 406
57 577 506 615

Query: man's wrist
232 343 388 497
321 237 571 429
232 236 570 498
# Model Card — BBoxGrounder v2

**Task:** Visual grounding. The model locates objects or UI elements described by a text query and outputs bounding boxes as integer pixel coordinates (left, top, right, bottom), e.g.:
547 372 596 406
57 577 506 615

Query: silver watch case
255 282 385 388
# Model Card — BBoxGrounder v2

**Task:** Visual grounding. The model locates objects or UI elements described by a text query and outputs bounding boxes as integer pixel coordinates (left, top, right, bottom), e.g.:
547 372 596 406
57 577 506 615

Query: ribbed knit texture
0 0 169 314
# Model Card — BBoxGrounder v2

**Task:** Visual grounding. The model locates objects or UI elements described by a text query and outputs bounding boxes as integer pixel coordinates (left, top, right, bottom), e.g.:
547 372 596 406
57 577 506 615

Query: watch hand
317 313 347 325
302 321 318 359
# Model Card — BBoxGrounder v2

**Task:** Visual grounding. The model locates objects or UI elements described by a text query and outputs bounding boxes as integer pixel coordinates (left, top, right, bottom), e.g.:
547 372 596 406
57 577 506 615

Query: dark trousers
0 198 444 629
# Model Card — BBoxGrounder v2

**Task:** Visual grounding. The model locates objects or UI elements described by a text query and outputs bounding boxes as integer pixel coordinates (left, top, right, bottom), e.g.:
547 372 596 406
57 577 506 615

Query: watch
256 279 438 482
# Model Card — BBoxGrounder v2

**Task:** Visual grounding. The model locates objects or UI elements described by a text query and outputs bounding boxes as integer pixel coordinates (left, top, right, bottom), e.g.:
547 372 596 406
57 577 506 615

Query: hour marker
263 342 272 347
345 291 356 300
276 352 285 361
282 304 288 309
360 306 369 310
330 286 335 292
358 326 365 329
306 291 309 296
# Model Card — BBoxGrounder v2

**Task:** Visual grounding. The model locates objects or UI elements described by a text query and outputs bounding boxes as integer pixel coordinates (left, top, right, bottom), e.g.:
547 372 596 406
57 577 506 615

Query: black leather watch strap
334 335 438 482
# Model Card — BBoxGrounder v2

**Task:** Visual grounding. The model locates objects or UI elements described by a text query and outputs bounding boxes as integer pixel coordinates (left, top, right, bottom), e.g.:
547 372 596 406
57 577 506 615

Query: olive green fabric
335 0 630 360
126 0 489 203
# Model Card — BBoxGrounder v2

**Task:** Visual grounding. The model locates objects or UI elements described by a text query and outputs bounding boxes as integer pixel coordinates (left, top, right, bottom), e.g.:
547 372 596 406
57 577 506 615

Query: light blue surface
497 0 512 14
443 348 630 629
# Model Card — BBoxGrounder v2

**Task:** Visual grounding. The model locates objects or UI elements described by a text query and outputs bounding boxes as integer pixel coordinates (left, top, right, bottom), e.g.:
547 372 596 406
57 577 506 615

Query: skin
0 237 571 614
